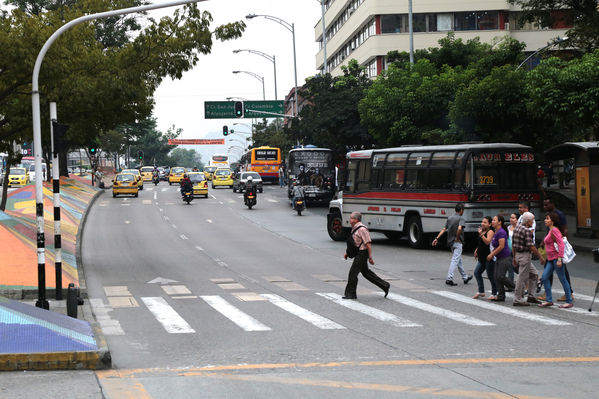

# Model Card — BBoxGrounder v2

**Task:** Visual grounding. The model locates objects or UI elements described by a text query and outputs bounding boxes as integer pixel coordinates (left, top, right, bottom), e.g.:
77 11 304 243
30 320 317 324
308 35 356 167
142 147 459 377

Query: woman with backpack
343 211 390 300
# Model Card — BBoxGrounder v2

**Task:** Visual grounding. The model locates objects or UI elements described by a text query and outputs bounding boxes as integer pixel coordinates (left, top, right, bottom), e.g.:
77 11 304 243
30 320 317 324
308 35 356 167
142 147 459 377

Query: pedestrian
540 197 573 302
343 211 390 299
278 165 285 187
511 212 542 306
488 215 514 301
546 162 554 188
432 203 473 286
472 216 496 299
538 212 573 308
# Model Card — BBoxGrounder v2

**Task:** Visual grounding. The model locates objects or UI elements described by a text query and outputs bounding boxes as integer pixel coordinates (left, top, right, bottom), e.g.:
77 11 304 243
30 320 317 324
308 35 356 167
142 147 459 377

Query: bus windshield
288 150 334 178
472 151 536 190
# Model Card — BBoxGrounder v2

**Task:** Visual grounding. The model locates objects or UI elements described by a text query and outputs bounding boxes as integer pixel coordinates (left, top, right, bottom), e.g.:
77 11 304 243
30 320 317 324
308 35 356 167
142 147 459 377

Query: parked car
233 171 263 193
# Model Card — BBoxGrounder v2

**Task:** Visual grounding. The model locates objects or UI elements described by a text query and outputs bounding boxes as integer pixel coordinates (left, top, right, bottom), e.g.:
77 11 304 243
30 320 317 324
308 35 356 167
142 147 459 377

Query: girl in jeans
539 212 573 308
473 216 496 299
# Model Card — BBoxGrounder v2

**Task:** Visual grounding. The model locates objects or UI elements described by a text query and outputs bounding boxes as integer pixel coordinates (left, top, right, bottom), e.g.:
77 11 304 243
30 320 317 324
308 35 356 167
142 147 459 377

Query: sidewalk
0 173 113 370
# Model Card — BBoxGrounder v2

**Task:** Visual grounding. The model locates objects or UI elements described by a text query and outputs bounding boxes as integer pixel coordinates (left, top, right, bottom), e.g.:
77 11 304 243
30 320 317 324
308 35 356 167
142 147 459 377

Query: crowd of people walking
437 199 574 309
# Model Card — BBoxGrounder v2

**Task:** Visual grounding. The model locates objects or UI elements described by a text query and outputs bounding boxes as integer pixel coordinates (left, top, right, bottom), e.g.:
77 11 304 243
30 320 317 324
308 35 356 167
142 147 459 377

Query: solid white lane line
386 292 494 326
200 295 271 331
261 294 345 330
141 297 195 333
316 293 421 327
433 291 571 326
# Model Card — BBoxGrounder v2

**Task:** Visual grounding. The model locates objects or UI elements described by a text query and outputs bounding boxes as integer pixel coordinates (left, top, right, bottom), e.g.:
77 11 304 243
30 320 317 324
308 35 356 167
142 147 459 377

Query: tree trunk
0 165 11 212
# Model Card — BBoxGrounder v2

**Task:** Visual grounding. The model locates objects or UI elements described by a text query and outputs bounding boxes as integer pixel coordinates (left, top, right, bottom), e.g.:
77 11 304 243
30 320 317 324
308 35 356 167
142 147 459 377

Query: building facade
315 0 570 77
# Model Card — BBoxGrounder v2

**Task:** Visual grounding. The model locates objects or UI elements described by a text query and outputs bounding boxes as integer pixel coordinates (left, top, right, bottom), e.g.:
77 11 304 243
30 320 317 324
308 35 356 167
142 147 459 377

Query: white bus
209 154 229 169
327 143 541 248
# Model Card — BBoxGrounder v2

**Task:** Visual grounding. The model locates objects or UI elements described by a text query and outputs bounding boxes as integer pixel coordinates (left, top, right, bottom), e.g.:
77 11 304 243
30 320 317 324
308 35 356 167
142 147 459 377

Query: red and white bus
327 143 541 248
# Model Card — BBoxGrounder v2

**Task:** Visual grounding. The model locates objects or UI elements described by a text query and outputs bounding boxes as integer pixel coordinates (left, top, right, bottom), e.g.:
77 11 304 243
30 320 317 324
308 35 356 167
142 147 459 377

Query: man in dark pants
343 211 390 299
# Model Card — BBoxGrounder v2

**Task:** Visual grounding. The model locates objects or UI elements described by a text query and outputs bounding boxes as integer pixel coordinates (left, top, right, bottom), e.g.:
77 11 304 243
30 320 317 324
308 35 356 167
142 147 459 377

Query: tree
509 0 599 53
252 119 292 154
169 147 202 169
0 0 245 178
287 60 374 158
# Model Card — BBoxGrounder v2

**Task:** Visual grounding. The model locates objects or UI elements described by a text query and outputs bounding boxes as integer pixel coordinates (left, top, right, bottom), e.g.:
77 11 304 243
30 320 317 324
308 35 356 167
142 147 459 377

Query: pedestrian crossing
90 277 597 337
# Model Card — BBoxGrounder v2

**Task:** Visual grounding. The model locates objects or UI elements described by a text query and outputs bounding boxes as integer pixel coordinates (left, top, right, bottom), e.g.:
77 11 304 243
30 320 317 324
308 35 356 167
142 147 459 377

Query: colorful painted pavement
0 178 99 291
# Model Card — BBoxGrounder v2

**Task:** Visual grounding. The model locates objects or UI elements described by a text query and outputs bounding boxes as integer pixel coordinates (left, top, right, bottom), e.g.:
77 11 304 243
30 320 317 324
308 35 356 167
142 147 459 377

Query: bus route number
479 175 494 185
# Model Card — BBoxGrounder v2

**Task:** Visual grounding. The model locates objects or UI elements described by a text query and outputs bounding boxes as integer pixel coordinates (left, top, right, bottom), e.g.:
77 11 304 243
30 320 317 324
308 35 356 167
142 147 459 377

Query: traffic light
234 101 243 118
89 147 97 155
223 125 229 136
51 121 69 155
137 150 144 160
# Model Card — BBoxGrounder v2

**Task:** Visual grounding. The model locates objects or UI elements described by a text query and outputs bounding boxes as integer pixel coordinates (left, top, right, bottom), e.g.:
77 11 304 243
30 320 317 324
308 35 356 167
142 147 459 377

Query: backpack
346 226 365 259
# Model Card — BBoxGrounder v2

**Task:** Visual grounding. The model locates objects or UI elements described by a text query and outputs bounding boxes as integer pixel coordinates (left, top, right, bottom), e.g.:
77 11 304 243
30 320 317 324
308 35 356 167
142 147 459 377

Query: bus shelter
544 142 599 237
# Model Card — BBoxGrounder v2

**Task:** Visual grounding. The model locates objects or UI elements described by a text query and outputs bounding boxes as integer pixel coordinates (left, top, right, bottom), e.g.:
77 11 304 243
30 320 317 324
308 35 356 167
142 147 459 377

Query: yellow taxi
168 167 186 185
211 168 233 188
8 167 29 187
139 166 155 182
188 172 208 198
203 166 216 181
112 173 139 198
122 169 143 190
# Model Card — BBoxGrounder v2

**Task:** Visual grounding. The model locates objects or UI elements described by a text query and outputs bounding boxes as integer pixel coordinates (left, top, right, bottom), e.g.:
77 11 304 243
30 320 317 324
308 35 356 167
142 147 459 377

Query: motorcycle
244 189 257 210
293 196 305 216
152 175 159 185
182 190 193 204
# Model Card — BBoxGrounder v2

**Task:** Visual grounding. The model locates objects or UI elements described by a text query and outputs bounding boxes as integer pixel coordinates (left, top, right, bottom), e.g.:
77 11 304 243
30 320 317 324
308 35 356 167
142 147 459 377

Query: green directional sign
243 100 285 118
204 101 236 119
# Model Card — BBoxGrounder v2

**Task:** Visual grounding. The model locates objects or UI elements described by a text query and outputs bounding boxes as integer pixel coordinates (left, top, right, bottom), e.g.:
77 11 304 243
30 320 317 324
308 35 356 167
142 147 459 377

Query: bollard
66 283 78 318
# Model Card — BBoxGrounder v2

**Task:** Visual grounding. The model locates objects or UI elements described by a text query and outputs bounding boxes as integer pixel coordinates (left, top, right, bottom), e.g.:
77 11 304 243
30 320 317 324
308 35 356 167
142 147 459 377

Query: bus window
356 160 371 191
431 152 456 168
344 160 357 192
386 153 407 167
371 154 385 189
383 169 404 189
429 169 452 189
407 152 431 167
405 169 427 189
474 166 499 187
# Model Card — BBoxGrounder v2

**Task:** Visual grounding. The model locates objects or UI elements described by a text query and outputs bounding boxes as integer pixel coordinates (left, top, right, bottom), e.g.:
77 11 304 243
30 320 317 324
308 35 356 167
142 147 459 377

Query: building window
477 11 499 30
454 12 477 31
381 14 402 33
437 13 452 31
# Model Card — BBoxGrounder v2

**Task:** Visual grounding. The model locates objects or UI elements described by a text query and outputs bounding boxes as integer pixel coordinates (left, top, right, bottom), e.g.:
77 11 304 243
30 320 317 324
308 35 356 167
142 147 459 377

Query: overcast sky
152 0 322 164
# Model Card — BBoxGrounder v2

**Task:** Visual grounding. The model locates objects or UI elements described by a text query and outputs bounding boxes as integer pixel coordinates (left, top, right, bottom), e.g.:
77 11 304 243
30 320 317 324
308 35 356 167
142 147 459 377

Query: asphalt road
3 182 599 398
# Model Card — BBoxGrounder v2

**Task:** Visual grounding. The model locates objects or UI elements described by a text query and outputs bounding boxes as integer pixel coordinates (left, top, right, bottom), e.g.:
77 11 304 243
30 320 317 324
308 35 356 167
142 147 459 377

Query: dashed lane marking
142 200 152 205
180 234 188 240
195 246 204 251
434 291 571 326
200 295 271 331
161 285 192 296
141 297 195 334
261 294 345 330
206 219 213 223
317 293 421 328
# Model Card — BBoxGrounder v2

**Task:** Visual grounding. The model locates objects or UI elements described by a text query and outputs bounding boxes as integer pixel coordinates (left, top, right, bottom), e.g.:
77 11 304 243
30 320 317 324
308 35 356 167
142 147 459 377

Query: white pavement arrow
147 277 179 285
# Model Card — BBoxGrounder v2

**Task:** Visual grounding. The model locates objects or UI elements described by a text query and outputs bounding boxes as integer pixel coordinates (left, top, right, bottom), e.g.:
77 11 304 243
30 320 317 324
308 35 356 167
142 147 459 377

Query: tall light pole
233 70 265 100
246 14 298 116
30 0 207 309
408 0 414 65
516 36 569 70
233 49 277 100
317 0 327 74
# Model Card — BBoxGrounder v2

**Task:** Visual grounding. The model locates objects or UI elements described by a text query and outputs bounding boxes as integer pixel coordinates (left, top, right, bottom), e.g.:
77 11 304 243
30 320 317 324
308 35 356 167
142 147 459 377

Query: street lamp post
516 36 569 70
317 0 327 74
246 14 298 116
30 0 207 309
232 70 265 100
233 49 277 100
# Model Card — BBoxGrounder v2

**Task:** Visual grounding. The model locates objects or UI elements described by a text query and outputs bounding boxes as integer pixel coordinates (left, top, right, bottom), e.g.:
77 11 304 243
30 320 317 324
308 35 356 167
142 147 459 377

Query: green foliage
252 119 292 154
287 60 373 158
169 147 202 169
509 0 599 52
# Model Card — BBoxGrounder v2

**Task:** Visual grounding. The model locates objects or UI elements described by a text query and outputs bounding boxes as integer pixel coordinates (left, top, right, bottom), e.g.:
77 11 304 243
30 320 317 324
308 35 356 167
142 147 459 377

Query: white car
28 163 47 181
233 171 263 193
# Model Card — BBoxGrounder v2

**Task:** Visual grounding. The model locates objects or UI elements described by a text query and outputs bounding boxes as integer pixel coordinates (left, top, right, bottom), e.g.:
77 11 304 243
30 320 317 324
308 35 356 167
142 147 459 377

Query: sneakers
559 303 573 309
490 296 505 302
513 301 530 307
463 275 473 284
445 280 458 286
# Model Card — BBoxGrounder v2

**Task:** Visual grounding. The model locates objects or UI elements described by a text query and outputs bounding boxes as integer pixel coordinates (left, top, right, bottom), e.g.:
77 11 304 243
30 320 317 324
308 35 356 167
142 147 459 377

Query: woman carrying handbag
539 212 573 308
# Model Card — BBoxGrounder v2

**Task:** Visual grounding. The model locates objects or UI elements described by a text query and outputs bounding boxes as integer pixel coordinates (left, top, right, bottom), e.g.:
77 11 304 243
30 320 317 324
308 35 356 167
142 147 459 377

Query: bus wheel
406 215 425 248
327 211 350 241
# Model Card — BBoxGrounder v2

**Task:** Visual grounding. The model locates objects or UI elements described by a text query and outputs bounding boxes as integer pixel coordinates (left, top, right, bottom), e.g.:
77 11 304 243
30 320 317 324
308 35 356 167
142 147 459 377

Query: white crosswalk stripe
316 293 421 327
261 294 345 330
433 291 571 326
200 295 271 331
386 292 495 326
141 297 195 333
500 292 598 316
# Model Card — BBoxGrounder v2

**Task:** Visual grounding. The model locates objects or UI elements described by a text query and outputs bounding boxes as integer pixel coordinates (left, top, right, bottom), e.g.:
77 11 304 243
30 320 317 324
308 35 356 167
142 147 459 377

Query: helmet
183 174 188 178
247 176 253 181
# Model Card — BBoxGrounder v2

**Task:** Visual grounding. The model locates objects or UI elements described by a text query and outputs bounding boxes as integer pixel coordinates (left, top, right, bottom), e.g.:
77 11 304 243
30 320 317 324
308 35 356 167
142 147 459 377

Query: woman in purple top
487 215 514 301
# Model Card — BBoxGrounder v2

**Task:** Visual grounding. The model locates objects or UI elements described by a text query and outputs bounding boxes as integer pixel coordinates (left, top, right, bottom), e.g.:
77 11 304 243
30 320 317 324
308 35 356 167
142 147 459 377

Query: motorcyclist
244 175 256 204
180 173 193 196
291 180 305 208
152 167 159 182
